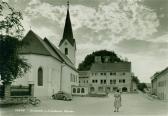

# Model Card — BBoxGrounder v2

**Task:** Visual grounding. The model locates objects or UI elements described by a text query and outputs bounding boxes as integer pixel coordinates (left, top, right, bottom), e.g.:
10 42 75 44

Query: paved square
1 93 168 116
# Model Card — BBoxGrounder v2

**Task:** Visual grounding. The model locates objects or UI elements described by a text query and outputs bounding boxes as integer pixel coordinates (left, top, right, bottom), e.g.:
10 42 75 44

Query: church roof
59 5 76 47
20 30 77 71
90 62 131 72
44 38 76 70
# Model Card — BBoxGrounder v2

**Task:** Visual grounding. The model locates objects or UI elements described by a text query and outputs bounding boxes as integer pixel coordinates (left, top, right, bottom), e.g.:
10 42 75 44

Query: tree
78 50 125 71
0 1 30 85
137 83 147 92
132 76 140 84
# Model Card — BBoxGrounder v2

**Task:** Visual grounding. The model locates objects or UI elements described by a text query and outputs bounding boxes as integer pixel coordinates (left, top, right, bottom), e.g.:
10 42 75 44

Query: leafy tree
0 1 30 85
78 50 125 71
132 76 140 84
137 83 147 92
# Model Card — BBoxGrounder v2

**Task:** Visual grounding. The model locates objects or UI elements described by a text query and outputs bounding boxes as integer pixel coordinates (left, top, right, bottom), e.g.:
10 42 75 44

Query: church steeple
59 1 76 65
59 0 75 46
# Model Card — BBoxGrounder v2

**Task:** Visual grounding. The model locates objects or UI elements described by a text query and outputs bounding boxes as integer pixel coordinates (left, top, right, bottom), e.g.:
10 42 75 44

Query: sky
4 0 168 83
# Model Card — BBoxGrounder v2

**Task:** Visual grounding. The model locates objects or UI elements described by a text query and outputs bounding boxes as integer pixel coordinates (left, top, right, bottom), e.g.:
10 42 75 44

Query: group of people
113 89 122 112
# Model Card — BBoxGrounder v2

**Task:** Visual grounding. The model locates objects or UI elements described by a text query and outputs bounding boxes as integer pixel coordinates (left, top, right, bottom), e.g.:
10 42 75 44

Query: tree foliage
0 1 30 84
78 50 125 71
137 83 147 92
132 76 140 84
0 1 24 38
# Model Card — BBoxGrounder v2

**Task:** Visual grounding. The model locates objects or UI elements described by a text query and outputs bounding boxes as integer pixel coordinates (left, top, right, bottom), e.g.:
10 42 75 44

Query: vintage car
52 91 72 101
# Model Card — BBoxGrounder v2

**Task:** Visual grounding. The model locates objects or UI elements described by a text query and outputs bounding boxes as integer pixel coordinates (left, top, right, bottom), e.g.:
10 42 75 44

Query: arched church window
65 48 68 55
38 67 43 86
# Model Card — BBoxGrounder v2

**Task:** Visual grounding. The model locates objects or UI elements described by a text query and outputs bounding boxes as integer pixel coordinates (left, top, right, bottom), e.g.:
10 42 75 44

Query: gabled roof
59 6 76 47
20 30 61 61
151 67 168 80
90 62 131 72
20 30 77 71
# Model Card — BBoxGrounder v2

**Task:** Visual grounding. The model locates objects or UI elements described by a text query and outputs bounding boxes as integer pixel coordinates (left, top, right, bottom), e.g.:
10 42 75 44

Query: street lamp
60 62 66 91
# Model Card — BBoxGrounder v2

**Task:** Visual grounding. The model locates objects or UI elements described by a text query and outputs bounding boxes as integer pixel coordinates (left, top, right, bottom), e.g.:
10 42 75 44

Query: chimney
104 56 110 63
95 56 102 63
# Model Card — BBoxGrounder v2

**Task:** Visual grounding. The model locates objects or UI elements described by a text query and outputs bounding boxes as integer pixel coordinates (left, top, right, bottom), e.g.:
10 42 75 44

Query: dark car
52 91 72 101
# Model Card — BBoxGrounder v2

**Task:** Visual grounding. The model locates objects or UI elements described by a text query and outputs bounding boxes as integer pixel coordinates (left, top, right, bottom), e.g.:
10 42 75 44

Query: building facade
12 2 79 97
74 56 136 96
151 67 168 100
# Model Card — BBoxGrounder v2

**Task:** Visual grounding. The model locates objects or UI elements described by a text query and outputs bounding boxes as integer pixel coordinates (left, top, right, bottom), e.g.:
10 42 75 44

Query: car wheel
63 96 67 101
52 95 55 99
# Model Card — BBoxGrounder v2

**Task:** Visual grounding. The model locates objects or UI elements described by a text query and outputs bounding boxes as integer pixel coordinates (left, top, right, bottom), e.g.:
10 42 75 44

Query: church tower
59 1 76 65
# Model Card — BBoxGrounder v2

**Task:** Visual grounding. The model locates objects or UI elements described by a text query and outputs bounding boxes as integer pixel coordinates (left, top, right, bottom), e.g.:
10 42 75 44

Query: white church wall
61 66 79 94
12 54 62 97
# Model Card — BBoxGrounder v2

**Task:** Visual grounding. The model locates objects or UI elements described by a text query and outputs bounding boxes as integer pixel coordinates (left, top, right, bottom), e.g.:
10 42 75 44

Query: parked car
52 91 72 101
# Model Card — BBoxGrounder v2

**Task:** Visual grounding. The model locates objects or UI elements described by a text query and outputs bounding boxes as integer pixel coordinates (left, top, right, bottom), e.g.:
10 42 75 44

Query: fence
0 85 4 97
10 85 31 96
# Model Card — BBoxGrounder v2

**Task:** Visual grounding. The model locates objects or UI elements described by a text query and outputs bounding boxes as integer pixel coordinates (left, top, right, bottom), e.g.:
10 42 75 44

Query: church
12 2 78 97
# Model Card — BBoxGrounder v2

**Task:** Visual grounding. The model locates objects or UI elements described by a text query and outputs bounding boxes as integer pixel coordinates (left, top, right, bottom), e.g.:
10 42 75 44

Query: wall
59 40 76 65
71 86 89 96
89 72 132 93
61 66 79 93
156 72 168 100
12 54 62 97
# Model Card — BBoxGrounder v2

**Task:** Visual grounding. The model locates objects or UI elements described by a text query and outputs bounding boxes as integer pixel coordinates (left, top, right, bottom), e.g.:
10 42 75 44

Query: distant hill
78 50 125 71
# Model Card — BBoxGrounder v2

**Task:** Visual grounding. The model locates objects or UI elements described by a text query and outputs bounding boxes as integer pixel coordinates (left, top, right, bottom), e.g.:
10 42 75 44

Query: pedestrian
114 89 121 112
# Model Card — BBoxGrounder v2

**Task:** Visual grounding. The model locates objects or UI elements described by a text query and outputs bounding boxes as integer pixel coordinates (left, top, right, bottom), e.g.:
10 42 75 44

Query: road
0 92 168 116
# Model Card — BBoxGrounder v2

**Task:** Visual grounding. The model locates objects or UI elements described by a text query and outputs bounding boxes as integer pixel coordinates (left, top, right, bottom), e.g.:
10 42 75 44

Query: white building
75 56 137 96
151 67 168 100
12 2 79 97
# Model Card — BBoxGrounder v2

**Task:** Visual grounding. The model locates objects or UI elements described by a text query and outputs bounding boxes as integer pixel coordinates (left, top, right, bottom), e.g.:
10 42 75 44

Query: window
92 80 94 83
38 67 43 86
110 72 116 75
104 73 106 75
101 73 103 75
73 88 76 93
101 80 103 84
65 48 68 55
113 80 116 84
123 79 125 83
81 88 85 93
104 80 106 84
119 79 122 83
77 88 80 93
110 80 112 84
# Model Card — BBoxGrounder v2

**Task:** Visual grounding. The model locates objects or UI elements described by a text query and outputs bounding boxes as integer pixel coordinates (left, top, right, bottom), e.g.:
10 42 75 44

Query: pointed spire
59 0 75 46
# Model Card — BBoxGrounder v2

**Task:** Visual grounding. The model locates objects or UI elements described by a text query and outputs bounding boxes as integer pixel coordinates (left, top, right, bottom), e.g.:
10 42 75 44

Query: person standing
114 89 121 112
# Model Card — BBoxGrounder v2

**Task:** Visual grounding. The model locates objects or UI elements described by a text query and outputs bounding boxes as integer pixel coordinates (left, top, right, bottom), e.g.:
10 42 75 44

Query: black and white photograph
0 0 168 116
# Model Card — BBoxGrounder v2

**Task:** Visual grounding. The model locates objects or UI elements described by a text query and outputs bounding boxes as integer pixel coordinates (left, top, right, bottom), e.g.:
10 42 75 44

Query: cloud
24 0 159 43
115 39 168 57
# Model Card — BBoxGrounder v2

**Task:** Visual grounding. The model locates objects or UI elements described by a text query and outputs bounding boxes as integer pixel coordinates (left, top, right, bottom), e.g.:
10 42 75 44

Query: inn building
73 56 137 95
